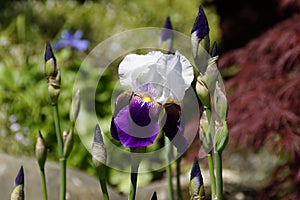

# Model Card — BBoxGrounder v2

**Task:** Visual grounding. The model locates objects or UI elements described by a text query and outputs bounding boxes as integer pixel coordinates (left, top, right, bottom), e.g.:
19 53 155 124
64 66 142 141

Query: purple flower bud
211 41 218 57
14 166 24 187
160 16 174 42
191 6 209 42
151 192 157 200
190 158 204 198
44 42 56 64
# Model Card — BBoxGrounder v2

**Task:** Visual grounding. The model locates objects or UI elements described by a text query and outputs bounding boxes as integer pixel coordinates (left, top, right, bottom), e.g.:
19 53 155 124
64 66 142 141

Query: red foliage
219 14 300 198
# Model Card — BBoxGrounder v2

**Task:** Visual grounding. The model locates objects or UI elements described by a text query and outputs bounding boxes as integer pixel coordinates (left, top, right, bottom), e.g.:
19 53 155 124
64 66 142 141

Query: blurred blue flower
54 30 89 51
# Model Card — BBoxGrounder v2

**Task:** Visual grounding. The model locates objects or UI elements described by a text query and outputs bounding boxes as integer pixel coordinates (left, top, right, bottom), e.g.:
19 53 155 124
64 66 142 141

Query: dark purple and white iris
110 51 194 153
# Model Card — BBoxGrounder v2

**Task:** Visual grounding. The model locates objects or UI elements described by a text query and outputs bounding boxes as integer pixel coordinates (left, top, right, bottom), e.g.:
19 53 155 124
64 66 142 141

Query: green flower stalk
92 124 109 200
189 158 205 200
129 147 146 200
44 42 65 200
11 166 24 200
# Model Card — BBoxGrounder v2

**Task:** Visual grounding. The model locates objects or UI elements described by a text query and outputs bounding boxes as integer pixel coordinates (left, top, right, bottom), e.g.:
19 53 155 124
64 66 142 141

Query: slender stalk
128 163 139 200
215 152 223 200
207 153 216 199
99 177 109 200
176 156 183 200
52 104 66 200
165 137 174 200
39 169 48 200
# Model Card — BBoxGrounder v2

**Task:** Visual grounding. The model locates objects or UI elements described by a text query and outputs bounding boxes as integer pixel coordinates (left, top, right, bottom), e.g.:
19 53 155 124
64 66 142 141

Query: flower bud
214 121 229 153
11 166 24 200
35 131 47 170
211 41 218 58
195 76 210 108
159 16 174 53
191 6 210 55
199 112 213 154
47 69 61 104
203 58 219 93
213 82 228 122
63 130 74 159
189 158 205 199
151 192 157 200
92 124 107 179
70 89 80 125
44 42 57 77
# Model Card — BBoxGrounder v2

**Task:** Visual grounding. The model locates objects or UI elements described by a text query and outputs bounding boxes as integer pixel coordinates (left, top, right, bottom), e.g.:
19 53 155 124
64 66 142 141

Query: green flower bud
47 69 61 104
10 185 24 200
35 131 47 170
63 130 74 159
195 76 210 108
213 82 228 122
214 121 229 153
203 57 219 93
70 90 80 125
199 112 213 154
92 124 107 179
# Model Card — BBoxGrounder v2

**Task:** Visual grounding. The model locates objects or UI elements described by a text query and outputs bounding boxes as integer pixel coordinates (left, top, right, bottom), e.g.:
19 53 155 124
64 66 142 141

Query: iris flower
54 30 89 51
110 51 194 152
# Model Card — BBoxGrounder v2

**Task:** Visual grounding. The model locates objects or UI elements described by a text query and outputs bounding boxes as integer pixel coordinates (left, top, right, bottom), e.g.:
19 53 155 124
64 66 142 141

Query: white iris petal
119 50 193 103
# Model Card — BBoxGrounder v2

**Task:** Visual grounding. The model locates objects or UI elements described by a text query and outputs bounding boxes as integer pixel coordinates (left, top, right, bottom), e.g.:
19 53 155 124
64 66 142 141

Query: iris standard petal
119 51 193 103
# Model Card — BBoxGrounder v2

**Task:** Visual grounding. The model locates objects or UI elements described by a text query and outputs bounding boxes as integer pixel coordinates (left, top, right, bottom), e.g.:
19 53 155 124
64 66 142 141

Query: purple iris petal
163 103 188 153
129 95 153 126
191 6 209 41
114 105 159 148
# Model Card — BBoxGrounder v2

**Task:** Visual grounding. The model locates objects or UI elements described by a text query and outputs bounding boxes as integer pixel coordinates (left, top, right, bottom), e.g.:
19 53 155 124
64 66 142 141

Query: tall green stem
207 153 216 199
40 169 48 200
99 177 109 200
128 163 139 200
165 137 174 200
52 104 66 200
176 156 182 200
215 152 223 200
